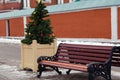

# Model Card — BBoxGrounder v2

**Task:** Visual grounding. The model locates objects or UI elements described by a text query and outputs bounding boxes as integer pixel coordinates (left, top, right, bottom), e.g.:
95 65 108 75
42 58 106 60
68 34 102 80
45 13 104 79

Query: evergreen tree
21 1 55 45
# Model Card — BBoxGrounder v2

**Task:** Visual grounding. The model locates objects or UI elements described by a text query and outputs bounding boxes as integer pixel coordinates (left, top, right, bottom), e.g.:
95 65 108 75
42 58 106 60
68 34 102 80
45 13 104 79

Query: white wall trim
23 16 27 35
69 0 75 3
58 0 64 4
111 6 118 41
23 0 30 9
26 0 30 8
23 0 27 9
49 7 111 15
6 20 9 37
5 0 21 3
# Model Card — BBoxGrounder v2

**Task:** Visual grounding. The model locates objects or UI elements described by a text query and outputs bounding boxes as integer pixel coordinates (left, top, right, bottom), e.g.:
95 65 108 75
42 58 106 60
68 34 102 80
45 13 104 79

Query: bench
37 43 120 80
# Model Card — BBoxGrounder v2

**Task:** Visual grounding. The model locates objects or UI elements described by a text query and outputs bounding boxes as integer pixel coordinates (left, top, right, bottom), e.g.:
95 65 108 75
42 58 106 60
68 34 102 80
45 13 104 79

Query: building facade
0 0 78 10
0 0 120 41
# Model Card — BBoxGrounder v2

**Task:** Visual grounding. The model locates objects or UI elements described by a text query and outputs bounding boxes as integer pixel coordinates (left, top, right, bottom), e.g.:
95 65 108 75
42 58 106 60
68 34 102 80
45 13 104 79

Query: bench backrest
55 43 120 67
112 47 120 67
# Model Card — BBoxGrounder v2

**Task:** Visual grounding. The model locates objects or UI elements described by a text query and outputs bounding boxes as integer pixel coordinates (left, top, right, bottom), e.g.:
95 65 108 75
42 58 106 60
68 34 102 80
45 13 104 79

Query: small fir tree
21 1 55 45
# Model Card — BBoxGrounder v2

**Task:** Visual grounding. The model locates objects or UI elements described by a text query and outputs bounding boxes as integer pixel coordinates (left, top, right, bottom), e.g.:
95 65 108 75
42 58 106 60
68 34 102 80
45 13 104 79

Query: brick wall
0 20 6 36
0 8 112 39
9 17 24 36
50 8 111 38
0 2 22 10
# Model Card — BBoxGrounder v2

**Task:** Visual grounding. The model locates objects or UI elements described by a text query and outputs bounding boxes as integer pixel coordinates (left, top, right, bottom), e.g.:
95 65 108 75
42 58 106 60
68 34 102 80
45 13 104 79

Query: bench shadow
39 72 120 80
41 72 88 80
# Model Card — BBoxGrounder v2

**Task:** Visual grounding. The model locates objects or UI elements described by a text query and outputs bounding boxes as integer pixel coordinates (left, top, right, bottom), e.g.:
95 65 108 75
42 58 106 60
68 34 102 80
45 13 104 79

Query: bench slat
58 47 111 54
113 53 120 57
40 60 87 71
59 44 112 50
112 52 120 67
57 57 93 64
58 51 109 58
58 54 108 62
112 62 120 67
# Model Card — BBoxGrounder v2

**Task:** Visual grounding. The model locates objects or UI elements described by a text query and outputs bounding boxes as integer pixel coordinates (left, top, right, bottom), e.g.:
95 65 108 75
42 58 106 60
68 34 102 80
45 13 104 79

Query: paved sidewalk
0 43 120 80
0 74 10 80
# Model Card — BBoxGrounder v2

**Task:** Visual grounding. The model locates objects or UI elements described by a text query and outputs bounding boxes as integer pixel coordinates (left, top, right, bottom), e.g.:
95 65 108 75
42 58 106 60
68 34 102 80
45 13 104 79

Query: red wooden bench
37 43 120 80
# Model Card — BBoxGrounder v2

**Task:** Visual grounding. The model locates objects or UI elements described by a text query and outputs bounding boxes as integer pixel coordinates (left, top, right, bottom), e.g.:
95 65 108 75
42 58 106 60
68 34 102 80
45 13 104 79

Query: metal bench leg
88 70 111 80
88 72 95 80
99 67 111 80
37 64 43 78
66 69 71 75
108 73 111 80
52 67 62 75
87 62 112 80
104 71 111 80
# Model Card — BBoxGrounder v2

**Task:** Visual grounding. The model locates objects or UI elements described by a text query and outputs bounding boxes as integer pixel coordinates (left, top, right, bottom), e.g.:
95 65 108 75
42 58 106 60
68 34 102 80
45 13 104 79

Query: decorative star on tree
37 0 41 3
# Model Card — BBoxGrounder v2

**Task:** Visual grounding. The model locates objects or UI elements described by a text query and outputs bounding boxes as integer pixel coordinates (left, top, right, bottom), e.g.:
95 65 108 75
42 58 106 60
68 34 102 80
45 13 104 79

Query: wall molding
0 0 120 19
111 6 118 41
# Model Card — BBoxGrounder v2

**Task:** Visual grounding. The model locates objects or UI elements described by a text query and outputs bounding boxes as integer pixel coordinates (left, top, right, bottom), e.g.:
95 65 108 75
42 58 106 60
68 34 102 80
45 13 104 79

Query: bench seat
40 60 87 71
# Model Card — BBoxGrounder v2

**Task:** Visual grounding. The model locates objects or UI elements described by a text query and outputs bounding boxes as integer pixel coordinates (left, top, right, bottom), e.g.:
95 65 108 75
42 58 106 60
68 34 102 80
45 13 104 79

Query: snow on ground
0 37 120 46
0 38 21 44
112 70 120 77
0 64 82 80
0 64 35 80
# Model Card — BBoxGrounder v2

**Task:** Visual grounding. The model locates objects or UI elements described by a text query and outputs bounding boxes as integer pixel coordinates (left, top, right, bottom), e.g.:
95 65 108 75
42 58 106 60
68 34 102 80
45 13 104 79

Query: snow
112 70 120 77
0 37 120 46
0 64 81 80
0 64 34 80
0 38 21 44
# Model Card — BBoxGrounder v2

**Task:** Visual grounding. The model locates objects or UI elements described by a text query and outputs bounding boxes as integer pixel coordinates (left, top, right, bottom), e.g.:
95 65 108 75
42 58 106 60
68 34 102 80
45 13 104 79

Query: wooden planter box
20 40 57 72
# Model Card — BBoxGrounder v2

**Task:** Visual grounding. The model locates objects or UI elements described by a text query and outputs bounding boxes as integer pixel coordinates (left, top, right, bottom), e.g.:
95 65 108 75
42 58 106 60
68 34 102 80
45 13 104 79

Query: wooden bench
37 43 120 80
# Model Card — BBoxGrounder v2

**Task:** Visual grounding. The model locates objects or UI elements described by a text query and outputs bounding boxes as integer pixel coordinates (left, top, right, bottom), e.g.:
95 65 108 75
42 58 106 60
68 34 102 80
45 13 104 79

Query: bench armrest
87 62 111 71
37 56 56 63
87 62 111 80
87 62 110 73
87 62 111 73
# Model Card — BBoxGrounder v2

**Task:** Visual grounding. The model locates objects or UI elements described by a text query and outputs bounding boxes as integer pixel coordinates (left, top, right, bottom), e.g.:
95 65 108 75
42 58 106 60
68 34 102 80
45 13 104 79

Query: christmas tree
21 1 55 45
